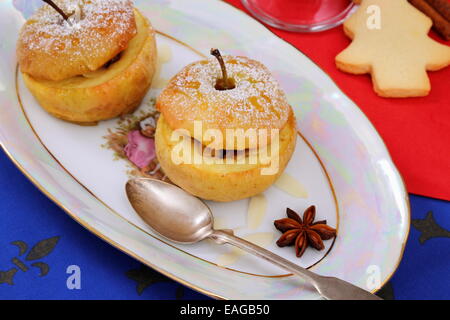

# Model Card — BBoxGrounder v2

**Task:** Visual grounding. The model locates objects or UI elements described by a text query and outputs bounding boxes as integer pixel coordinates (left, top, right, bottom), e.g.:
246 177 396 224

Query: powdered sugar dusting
20 0 135 64
161 56 290 129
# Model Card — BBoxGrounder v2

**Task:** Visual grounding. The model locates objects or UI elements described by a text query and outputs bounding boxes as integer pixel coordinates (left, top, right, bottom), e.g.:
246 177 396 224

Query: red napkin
225 0 450 201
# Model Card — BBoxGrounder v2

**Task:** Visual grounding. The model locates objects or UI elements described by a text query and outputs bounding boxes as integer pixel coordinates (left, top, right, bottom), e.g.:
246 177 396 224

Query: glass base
241 0 357 33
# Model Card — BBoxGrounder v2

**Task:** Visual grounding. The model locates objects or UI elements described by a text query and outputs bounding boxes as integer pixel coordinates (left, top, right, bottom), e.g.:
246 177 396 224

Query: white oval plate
0 0 409 299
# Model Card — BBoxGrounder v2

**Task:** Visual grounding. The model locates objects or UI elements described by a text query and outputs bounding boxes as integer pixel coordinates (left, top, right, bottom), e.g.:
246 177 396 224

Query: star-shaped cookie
336 0 450 97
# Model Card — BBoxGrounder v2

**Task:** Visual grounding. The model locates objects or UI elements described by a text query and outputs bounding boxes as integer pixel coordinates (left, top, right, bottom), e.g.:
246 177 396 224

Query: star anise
274 206 336 258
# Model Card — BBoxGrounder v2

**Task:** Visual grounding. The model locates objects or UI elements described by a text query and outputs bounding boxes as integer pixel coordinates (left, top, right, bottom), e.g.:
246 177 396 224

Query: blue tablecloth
0 149 448 300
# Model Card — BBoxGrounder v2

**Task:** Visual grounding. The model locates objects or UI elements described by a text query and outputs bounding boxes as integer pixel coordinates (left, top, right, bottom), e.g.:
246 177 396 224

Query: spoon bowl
126 178 213 243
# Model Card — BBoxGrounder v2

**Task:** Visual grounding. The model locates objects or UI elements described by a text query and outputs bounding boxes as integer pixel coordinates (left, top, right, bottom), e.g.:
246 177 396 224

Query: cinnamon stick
425 0 450 22
409 0 450 40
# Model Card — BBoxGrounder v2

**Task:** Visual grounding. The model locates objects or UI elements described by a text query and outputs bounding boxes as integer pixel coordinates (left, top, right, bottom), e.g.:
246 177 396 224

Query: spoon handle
210 230 381 300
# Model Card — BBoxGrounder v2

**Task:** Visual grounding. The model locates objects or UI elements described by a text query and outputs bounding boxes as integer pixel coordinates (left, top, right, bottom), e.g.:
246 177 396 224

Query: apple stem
210 48 235 90
211 49 229 83
42 0 73 26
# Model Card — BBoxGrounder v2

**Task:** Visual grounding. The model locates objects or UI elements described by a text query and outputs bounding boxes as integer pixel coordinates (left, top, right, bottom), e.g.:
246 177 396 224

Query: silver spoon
126 178 382 300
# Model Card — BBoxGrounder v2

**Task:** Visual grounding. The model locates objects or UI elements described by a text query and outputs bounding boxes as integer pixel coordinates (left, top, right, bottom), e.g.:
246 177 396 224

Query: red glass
241 0 356 32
